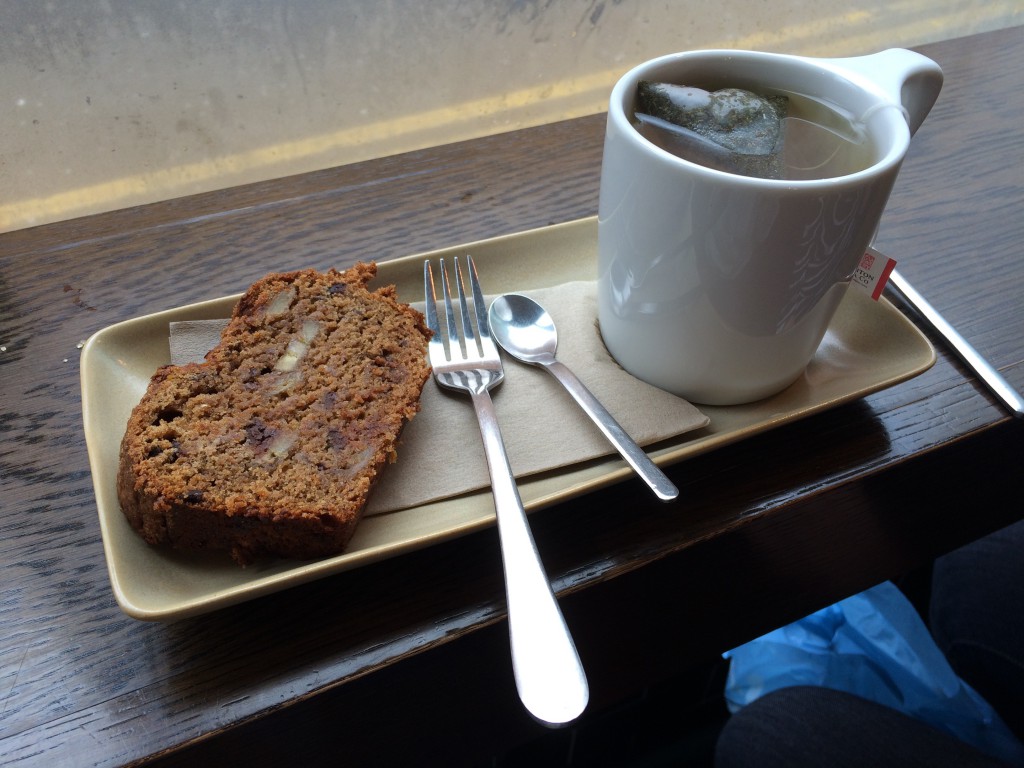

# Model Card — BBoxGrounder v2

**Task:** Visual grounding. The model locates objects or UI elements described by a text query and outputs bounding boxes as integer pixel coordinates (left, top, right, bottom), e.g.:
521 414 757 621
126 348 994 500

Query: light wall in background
1 0 1019 232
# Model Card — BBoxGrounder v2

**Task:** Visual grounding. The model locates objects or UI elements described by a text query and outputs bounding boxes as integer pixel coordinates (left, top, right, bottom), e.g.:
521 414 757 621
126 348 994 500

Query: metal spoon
488 293 679 501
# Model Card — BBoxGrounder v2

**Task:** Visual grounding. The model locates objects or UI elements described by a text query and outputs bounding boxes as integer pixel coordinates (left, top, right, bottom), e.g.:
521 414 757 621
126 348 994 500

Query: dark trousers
715 519 1024 767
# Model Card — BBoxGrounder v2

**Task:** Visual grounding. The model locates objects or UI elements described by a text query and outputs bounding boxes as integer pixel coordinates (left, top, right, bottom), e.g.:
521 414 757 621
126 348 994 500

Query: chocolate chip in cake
245 417 275 454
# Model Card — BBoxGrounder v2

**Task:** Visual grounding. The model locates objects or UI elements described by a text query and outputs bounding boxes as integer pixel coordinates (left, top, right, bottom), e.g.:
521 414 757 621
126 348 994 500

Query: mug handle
822 49 943 136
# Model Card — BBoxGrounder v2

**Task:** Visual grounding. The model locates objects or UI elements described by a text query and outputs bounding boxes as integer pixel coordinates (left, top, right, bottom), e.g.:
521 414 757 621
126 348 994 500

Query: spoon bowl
489 293 559 362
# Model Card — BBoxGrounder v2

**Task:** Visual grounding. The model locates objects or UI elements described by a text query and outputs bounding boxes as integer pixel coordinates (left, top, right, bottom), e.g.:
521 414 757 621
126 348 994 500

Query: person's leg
930 519 1024 740
714 686 1006 768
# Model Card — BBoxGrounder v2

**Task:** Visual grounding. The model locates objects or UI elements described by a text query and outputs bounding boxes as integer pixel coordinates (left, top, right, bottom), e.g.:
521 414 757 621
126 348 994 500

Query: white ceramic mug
597 49 942 405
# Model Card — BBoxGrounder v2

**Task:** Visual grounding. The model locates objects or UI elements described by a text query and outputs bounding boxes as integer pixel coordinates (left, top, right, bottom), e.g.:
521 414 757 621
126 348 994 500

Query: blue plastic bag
724 581 1024 765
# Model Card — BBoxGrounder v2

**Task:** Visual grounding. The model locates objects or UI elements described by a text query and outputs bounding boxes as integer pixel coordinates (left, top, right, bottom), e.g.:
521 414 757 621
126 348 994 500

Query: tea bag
635 82 789 179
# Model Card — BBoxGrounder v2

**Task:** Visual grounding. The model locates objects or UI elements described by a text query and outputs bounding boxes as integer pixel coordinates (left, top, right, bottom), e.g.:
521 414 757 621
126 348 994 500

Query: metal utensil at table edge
487 292 679 501
872 246 1024 419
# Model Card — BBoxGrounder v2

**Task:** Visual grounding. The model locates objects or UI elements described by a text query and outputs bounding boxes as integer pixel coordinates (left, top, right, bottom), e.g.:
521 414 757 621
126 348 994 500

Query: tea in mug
633 82 874 181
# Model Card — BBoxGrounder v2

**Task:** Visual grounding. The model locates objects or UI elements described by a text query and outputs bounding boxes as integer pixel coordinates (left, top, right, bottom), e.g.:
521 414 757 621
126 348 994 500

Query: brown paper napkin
169 281 708 515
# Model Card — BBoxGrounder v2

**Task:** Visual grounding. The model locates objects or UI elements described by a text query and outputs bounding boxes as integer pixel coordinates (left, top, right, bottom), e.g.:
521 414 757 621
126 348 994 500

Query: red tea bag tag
852 249 897 300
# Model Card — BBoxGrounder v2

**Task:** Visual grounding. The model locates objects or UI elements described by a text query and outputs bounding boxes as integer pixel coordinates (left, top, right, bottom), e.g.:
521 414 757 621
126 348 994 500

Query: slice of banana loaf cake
116 263 431 564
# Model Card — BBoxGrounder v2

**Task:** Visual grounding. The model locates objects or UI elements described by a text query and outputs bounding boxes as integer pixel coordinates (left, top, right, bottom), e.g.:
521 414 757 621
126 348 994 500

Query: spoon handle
542 359 679 501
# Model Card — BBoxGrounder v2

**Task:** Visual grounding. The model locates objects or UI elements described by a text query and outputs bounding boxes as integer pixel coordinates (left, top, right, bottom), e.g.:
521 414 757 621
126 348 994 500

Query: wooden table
3 26 1022 767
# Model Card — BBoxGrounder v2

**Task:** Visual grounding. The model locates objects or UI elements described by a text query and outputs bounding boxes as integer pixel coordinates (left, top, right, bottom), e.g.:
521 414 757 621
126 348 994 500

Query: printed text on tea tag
852 249 897 300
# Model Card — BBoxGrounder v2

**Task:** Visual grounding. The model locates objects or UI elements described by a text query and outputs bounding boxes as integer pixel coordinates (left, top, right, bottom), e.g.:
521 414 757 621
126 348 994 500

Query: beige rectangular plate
82 217 935 620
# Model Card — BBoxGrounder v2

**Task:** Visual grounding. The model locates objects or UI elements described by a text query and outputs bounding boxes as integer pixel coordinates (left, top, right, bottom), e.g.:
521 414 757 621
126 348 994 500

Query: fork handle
468 388 590 727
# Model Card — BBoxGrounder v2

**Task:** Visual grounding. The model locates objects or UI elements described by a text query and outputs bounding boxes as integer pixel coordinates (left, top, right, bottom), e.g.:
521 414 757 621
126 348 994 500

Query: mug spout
823 49 943 136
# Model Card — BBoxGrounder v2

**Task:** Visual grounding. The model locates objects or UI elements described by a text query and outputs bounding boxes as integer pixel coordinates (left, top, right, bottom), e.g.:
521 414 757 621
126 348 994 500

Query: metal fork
424 255 589 727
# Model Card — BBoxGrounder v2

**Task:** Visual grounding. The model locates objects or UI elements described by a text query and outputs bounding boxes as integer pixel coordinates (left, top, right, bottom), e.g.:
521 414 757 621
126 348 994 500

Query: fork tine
465 255 490 338
452 256 480 356
439 258 463 359
465 254 499 356
423 260 441 339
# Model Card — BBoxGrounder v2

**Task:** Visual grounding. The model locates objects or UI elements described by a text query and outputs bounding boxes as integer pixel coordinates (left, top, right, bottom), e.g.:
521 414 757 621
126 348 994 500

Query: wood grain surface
2 26 1022 768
